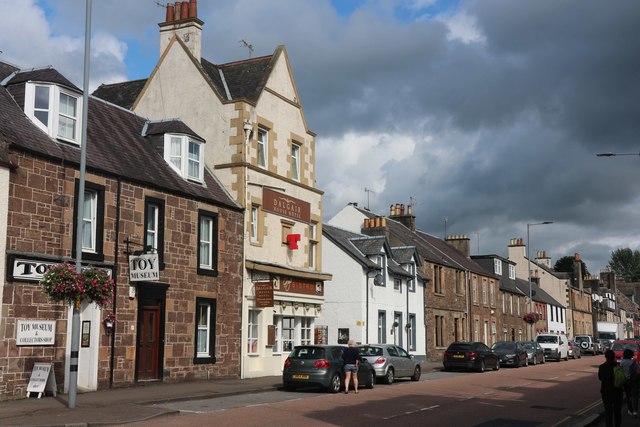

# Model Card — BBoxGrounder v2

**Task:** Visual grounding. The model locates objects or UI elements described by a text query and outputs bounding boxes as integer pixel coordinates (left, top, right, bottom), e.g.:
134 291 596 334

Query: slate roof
0 62 240 210
92 79 148 110
322 224 380 271
514 279 564 307
616 289 639 313
471 255 524 295
92 52 275 109
143 119 203 141
350 236 387 257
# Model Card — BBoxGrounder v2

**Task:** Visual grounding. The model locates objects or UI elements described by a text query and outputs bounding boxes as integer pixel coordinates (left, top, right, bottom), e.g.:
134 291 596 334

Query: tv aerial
239 39 254 58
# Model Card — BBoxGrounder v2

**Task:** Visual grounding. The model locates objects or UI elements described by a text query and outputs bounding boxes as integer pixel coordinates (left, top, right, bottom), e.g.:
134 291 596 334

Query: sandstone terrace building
0 61 243 400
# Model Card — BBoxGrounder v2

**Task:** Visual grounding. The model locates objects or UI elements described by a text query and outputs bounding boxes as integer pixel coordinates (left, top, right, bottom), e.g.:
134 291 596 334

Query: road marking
478 401 505 408
383 405 440 419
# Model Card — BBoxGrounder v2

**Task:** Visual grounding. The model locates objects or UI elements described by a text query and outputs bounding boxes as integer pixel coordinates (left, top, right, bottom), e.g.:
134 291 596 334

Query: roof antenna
364 187 375 210
239 39 254 58
154 1 166 8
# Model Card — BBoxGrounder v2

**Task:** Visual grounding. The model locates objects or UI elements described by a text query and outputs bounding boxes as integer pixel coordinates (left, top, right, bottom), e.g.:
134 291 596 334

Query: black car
443 341 500 372
282 345 375 393
491 341 528 367
520 341 545 365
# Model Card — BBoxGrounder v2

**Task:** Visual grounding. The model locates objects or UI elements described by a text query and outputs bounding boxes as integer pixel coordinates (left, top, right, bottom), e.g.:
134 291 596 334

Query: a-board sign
26 363 57 398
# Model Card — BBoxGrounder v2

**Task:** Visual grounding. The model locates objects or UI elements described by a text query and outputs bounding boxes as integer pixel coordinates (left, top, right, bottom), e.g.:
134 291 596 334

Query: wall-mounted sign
272 276 323 296
262 188 311 223
129 253 159 282
17 320 56 346
10 257 58 282
255 282 274 308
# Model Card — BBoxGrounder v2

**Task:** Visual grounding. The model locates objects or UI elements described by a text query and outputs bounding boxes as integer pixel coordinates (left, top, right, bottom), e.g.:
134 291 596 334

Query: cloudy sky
2 0 639 273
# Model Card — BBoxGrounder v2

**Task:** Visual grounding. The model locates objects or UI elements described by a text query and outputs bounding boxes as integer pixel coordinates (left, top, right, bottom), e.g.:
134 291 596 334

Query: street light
527 221 553 340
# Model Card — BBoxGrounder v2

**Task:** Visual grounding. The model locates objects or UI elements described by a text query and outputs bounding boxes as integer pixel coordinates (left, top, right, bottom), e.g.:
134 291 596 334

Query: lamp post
527 221 553 340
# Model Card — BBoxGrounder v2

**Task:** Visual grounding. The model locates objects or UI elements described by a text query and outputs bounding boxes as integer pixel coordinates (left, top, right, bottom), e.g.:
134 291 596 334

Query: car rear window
359 346 383 356
575 336 589 343
291 347 326 359
492 342 515 350
536 336 558 344
521 342 534 349
447 343 472 351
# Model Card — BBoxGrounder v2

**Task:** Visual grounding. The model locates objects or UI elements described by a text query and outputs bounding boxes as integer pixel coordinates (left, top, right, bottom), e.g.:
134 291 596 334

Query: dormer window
25 83 81 144
164 134 204 182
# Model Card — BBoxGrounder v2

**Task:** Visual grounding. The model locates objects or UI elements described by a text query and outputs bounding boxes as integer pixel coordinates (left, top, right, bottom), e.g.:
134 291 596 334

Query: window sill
197 266 218 277
193 355 216 365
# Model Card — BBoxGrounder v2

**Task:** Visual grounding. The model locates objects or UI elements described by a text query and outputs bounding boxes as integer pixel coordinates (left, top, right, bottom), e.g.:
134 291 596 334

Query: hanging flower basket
523 312 540 324
40 263 114 308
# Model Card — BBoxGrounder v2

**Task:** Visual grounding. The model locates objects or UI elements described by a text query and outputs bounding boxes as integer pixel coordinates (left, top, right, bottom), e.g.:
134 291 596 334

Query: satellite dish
373 274 383 286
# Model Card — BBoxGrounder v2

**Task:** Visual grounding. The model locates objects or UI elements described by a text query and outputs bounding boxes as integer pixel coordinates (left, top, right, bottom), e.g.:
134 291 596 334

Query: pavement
0 360 626 427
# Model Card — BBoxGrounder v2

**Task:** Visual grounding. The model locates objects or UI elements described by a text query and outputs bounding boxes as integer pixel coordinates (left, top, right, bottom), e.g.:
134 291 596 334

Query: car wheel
384 368 395 384
366 370 375 389
493 359 500 371
478 360 485 373
531 356 536 366
564 353 569 361
514 358 520 368
541 356 545 364
411 365 421 381
524 356 529 367
327 373 341 393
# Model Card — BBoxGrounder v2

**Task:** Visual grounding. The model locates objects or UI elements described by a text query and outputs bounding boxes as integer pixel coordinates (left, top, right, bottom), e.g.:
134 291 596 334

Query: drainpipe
465 270 471 340
109 177 121 388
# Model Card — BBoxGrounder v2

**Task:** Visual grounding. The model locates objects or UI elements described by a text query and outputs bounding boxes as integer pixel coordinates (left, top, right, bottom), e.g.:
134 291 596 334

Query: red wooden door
137 303 160 380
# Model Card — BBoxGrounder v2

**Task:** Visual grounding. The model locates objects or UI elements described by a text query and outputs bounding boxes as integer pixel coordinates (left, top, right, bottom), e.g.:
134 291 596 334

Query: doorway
136 284 166 382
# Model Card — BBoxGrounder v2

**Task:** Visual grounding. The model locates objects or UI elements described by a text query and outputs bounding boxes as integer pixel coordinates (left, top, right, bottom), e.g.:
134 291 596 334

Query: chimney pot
408 205 412 215
390 204 395 216
575 253 581 261
166 3 175 22
400 204 405 215
174 2 181 20
364 218 370 228
375 216 381 227
189 0 197 18
381 217 386 227
181 1 189 19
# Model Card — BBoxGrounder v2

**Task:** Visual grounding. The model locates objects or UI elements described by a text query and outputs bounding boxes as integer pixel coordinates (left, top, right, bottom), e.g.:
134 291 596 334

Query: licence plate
453 355 464 358
292 374 309 379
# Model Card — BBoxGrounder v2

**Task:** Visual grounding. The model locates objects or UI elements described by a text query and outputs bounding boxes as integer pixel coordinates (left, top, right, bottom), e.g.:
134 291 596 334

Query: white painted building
319 223 427 361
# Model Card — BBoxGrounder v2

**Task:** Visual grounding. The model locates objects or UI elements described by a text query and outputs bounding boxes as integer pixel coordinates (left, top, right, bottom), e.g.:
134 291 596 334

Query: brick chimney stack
535 250 551 268
573 253 583 291
388 203 416 231
159 0 203 62
446 234 471 257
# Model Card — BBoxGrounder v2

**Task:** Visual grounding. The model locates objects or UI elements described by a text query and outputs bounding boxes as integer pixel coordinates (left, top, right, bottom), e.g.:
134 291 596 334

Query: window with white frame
309 223 317 269
394 278 402 292
301 317 312 345
291 143 300 181
406 263 416 292
482 280 487 305
250 205 259 244
409 314 416 351
257 128 268 168
247 310 259 354
282 317 295 352
145 198 164 267
494 259 502 275
472 277 478 303
509 294 513 315
194 297 216 363
508 264 516 280
378 311 386 344
198 210 218 275
274 316 281 352
82 190 97 253
164 134 204 182
25 83 82 144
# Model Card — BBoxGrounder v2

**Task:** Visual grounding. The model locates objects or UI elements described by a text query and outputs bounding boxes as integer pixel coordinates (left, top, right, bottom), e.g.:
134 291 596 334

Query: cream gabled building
94 0 331 378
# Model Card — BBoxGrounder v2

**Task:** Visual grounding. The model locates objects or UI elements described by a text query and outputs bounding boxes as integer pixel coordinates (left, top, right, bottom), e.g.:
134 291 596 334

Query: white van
535 333 569 361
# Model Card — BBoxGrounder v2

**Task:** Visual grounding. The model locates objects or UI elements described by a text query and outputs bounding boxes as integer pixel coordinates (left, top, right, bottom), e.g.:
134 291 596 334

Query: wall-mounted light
243 120 253 143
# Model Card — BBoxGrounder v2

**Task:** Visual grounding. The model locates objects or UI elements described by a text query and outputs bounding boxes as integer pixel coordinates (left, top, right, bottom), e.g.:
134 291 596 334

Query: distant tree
554 256 589 279
608 248 640 282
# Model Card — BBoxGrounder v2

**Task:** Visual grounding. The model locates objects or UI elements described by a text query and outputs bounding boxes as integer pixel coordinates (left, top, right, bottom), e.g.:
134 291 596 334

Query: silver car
358 344 421 384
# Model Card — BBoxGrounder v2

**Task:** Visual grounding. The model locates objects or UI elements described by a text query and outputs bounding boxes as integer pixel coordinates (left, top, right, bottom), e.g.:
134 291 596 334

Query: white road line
477 401 506 408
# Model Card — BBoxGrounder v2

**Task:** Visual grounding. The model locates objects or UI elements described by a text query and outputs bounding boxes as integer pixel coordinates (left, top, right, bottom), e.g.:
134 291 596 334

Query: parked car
568 341 582 359
282 345 376 393
598 339 613 351
611 340 640 362
358 344 421 384
491 341 529 368
575 335 601 355
520 341 545 365
442 341 500 373
536 333 569 361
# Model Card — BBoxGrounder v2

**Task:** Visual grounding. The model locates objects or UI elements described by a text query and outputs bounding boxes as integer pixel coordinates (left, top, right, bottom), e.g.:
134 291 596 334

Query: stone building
93 0 330 378
0 61 242 399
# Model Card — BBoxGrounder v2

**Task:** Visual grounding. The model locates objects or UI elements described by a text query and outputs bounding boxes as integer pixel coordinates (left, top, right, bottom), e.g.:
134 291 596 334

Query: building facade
93 1 330 378
0 62 243 399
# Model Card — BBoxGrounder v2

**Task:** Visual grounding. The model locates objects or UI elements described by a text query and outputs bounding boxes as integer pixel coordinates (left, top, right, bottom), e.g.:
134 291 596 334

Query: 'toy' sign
128 253 159 282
